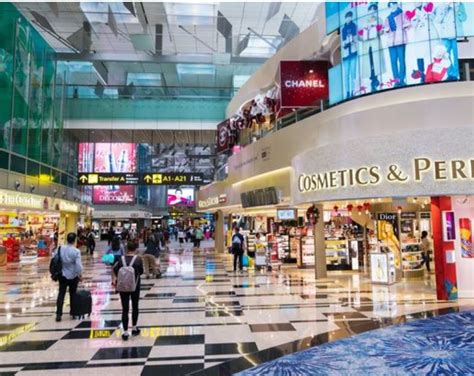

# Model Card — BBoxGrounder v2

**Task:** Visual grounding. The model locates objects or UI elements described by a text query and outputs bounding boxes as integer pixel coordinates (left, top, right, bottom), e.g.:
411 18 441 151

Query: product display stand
401 243 424 278
370 246 396 285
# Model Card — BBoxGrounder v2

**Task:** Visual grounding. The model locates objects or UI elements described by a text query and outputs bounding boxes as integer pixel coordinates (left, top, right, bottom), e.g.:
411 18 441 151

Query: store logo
297 157 474 193
198 197 219 208
284 80 326 88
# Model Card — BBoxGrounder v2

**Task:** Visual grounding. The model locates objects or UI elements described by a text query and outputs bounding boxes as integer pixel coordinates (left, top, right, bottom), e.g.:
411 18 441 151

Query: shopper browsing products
231 228 245 273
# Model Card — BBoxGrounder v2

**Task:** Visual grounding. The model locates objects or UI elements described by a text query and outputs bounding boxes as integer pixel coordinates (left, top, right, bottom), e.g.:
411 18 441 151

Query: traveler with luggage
143 230 160 279
114 241 144 341
53 232 83 322
231 228 246 273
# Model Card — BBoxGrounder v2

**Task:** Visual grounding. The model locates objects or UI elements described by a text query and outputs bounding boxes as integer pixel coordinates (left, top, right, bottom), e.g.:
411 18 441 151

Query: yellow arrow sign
144 175 152 183
79 175 88 183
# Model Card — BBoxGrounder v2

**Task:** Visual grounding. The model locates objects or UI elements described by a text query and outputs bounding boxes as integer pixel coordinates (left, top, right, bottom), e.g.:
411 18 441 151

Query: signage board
279 61 329 108
142 173 204 186
78 173 205 186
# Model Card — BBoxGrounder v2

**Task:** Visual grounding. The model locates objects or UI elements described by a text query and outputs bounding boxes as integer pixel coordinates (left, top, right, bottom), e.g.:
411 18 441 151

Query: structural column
214 210 225 253
313 204 327 279
431 196 458 300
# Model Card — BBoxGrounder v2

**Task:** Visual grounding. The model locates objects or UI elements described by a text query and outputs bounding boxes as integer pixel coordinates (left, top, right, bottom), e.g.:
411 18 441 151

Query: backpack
232 235 243 254
116 256 138 292
49 247 62 281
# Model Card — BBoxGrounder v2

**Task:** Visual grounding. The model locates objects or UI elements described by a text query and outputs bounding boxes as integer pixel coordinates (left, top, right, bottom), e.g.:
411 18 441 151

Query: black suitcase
71 290 92 319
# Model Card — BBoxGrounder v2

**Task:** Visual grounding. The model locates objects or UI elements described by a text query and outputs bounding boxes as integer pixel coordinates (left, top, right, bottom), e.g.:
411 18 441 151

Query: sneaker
132 327 141 337
55 315 61 322
122 332 130 341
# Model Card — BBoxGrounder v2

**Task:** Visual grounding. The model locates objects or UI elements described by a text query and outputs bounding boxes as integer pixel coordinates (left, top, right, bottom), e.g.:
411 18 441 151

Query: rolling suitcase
71 290 92 319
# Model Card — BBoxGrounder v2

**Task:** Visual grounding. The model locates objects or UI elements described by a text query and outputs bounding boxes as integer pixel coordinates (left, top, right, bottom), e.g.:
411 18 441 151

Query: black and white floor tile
0 240 473 376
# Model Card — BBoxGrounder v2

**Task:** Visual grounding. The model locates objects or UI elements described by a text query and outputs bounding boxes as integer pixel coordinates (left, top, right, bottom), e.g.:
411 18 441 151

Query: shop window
61 173 68 186
10 155 26 174
0 151 9 170
27 160 40 177
51 169 61 184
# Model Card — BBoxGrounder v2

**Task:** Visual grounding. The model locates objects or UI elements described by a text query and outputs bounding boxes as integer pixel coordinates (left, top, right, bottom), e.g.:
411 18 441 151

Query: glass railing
63 84 235 100
213 60 474 182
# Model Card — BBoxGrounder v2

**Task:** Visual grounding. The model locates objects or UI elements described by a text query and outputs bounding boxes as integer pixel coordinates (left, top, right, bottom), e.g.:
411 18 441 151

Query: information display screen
325 2 473 105
277 209 297 221
167 188 195 207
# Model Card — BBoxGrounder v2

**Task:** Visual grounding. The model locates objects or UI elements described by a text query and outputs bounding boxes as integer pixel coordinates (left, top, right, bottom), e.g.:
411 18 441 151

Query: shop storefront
198 76 474 300
0 189 82 265
92 210 152 240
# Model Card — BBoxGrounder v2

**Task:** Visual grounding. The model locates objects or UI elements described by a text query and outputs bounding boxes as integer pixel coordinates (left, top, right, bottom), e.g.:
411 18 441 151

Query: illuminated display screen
92 143 136 205
167 188 195 207
326 2 473 104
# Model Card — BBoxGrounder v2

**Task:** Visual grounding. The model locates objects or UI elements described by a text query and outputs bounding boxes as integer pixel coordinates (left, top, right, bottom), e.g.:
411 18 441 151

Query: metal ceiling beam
55 52 267 65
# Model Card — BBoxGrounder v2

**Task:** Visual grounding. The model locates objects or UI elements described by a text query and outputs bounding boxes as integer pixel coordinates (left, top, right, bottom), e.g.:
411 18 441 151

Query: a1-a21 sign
78 173 205 186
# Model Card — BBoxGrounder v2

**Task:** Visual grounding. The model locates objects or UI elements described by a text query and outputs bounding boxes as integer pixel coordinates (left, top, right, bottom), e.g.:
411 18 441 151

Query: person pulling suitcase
51 233 83 322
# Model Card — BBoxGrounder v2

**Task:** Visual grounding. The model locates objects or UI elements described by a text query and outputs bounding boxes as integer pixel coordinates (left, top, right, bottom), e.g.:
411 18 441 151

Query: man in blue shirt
55 233 83 322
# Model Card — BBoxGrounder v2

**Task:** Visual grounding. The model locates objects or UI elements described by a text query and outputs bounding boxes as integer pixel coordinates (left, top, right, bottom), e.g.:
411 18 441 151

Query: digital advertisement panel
279 61 329 108
167 188 195 207
326 1 472 104
78 143 94 173
93 143 136 205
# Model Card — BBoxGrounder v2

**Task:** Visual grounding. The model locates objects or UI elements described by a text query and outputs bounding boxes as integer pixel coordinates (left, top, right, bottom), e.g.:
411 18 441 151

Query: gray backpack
116 256 138 292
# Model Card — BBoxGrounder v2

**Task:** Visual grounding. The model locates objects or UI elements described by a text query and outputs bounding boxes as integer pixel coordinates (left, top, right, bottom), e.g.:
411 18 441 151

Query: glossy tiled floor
0 241 473 376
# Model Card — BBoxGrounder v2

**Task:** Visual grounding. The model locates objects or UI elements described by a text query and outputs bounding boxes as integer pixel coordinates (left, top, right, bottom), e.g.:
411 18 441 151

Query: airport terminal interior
0 1 473 375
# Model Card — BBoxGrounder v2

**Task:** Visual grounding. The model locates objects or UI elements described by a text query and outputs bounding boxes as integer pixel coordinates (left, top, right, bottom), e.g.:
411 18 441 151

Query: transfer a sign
79 173 205 186
78 173 139 186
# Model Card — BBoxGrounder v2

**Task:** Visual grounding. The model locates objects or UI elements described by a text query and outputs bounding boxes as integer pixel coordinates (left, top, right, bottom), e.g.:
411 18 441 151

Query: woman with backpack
114 241 144 341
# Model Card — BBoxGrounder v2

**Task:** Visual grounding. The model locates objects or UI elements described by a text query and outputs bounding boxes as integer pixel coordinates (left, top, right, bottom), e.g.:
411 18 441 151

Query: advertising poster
167 188 195 207
279 61 329 108
78 143 94 172
326 1 471 104
459 218 472 258
377 212 401 269
93 143 136 205
216 119 230 154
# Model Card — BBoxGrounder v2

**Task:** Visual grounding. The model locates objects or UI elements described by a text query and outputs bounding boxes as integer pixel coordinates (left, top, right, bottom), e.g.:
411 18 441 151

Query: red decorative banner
279 60 329 108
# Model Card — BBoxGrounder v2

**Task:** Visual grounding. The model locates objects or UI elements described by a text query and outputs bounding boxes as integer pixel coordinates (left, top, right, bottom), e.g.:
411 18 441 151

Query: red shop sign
279 60 329 108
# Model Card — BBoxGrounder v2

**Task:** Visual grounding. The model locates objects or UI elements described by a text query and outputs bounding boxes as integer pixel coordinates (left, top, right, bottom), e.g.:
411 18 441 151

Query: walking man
55 233 83 322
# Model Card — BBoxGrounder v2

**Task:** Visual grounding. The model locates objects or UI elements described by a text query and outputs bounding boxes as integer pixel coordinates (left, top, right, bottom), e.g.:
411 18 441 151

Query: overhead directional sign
78 173 205 186
77 173 140 186
141 173 204 185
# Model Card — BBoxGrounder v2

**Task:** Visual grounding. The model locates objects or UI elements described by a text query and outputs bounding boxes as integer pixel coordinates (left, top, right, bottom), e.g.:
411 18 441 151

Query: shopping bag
242 255 249 267
248 257 255 268
102 253 115 265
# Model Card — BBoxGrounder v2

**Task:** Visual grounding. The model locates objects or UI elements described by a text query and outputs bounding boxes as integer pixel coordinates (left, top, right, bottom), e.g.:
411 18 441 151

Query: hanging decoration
306 204 320 226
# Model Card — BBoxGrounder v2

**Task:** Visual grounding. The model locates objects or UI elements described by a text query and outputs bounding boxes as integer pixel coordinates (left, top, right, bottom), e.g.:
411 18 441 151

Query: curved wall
199 81 474 207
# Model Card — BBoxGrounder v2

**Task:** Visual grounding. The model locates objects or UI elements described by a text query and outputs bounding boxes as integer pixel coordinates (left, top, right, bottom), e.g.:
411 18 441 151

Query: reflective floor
0 241 473 375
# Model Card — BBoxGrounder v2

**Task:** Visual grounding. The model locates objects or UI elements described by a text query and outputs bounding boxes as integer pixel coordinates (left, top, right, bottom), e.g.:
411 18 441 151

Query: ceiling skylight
176 64 216 76
80 2 138 24
239 35 283 58
127 73 162 86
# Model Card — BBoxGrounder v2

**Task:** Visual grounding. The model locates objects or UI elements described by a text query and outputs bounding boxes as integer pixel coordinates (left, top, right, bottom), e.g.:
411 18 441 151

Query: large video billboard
92 143 136 205
326 2 473 104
